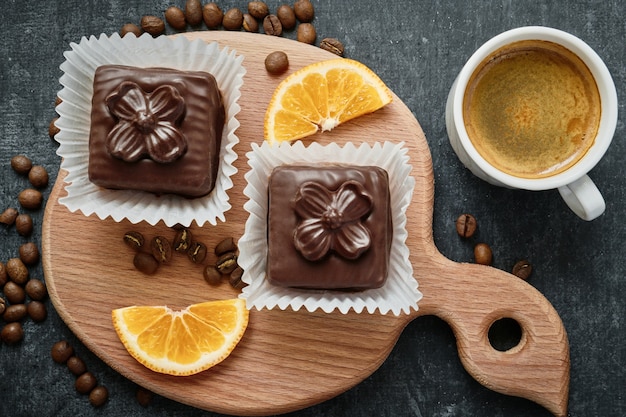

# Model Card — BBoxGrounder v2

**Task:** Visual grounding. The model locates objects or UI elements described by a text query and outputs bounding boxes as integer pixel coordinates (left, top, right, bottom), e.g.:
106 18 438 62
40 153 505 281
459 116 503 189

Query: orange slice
264 58 393 144
111 299 248 376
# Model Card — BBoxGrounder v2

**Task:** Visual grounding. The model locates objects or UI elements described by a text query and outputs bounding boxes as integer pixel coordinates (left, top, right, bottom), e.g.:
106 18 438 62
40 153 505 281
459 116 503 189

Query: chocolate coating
89 65 225 198
267 165 392 290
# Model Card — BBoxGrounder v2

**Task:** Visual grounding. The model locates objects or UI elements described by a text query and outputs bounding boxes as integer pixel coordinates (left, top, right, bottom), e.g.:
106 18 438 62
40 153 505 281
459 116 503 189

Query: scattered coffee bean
3 304 27 323
185 0 203 26
173 228 192 253
263 14 283 36
203 3 224 29
320 37 345 56
15 213 33 236
51 340 74 364
0 207 19 226
294 0 314 22
223 8 244 30
136 386 153 407
121 23 142 37
25 279 48 301
188 242 207 263
474 243 493 265
456 213 477 238
265 51 289 75
0 262 7 287
215 237 238 256
297 23 316 44
75 372 98 394
248 1 269 19
19 242 40 265
133 253 159 275
28 165 49 188
27 301 47 322
140 15 165 36
11 155 32 175
1 322 24 345
18 188 43 210
55 95 62 107
6 258 29 285
49 117 60 139
4 281 26 304
276 4 296 30
67 356 88 376
151 236 172 264
123 231 145 251
512 260 533 280
243 13 259 32
0 298 5 316
229 266 245 289
203 265 222 285
165 6 187 30
89 386 109 407
216 252 238 275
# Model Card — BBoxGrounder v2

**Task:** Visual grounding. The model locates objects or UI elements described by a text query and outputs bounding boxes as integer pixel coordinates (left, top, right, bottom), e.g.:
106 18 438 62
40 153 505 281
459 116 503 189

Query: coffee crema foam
463 40 601 179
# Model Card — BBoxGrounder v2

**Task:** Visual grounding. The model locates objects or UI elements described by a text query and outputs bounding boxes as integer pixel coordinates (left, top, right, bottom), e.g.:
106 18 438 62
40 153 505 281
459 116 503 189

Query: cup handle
557 175 605 221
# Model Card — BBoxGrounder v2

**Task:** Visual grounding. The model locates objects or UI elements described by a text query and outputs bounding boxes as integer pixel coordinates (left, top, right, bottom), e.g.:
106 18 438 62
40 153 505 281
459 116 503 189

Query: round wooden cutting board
42 32 569 417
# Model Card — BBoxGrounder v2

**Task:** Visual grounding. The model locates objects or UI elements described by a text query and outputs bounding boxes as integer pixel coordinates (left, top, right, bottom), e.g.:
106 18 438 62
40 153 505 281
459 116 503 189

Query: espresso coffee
463 40 601 179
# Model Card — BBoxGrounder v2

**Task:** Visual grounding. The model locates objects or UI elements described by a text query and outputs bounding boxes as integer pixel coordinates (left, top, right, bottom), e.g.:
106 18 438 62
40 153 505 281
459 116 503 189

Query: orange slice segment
264 58 393 144
111 299 248 376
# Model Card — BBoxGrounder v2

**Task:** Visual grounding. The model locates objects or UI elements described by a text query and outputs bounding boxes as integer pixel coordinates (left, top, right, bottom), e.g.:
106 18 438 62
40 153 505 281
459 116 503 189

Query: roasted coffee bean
1 322 24 345
512 260 533 280
223 8 244 30
185 0 203 26
203 265 222 285
242 13 259 32
0 262 7 287
216 252 238 274
4 281 26 304
165 6 187 30
121 23 142 37
28 165 49 188
229 266 245 289
141 15 165 36
188 242 207 263
19 242 40 265
215 237 238 256
6 258 29 285
3 304 27 322
27 301 47 322
133 253 159 275
25 279 47 301
276 4 296 30
89 386 109 407
248 1 269 19
0 207 18 226
203 3 223 29
297 23 316 44
67 355 87 376
151 236 172 263
49 117 60 139
15 214 33 236
263 14 282 36
123 231 145 251
0 298 5 316
173 228 192 253
11 155 32 175
456 213 477 238
51 340 74 364
75 372 98 394
265 51 289 75
136 387 153 407
320 38 345 56
294 0 314 22
18 188 43 210
474 243 493 265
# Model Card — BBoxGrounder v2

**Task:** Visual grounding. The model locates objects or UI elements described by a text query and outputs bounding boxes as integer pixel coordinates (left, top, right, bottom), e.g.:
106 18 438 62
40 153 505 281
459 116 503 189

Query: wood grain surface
42 32 569 417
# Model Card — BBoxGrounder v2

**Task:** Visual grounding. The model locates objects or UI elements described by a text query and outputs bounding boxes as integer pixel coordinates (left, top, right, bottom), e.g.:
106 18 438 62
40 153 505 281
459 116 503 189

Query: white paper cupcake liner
238 141 423 315
54 33 245 227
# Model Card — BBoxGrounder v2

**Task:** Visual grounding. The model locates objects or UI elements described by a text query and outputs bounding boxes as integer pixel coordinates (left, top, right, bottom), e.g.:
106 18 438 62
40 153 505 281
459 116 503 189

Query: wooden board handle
417 254 569 417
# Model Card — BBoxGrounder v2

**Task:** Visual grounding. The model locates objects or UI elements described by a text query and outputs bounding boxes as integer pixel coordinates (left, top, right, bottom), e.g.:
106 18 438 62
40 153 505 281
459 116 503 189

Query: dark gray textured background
1 1 624 416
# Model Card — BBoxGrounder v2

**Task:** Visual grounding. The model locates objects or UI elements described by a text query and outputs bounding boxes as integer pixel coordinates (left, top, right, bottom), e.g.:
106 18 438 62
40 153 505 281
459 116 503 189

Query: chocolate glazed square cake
267 165 392 290
88 65 225 198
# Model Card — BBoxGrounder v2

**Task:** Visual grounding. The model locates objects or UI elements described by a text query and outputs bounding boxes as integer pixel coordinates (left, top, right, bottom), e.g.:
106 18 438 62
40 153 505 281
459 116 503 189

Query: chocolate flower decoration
105 81 187 163
293 180 373 261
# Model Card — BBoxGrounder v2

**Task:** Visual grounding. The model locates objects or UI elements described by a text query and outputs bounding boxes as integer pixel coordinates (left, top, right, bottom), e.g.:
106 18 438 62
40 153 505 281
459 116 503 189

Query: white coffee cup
446 26 618 221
